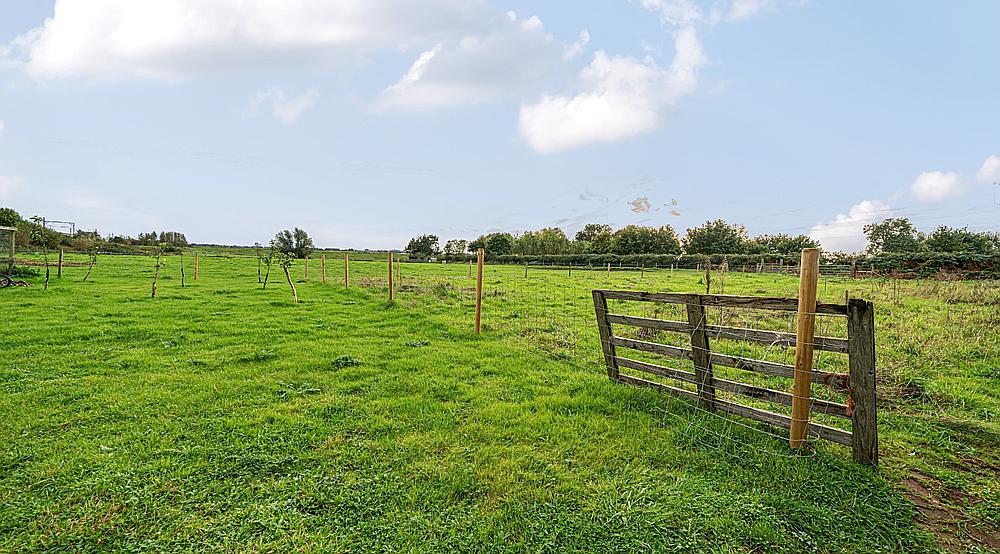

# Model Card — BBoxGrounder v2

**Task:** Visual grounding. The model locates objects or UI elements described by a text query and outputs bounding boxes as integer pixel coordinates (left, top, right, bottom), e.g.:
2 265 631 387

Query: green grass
1 253 997 552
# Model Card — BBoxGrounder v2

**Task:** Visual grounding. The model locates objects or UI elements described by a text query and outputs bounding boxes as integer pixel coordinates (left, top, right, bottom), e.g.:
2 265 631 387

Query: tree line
403 218 998 260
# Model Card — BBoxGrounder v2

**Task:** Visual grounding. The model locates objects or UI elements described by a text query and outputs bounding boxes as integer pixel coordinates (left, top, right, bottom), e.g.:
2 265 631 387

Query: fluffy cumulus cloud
245 88 320 124
809 199 892 253
376 13 588 111
3 0 502 80
977 155 1000 183
910 171 962 202
518 28 704 153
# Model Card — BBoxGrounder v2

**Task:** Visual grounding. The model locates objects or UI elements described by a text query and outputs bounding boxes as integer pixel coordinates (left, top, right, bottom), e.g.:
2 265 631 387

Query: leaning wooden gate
592 290 878 465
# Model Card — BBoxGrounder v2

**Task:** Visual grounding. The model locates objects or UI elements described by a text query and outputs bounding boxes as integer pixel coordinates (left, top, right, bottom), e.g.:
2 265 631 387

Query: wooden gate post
388 252 394 302
474 248 484 335
848 298 878 465
344 253 349 289
592 290 619 380
686 295 715 410
791 248 820 448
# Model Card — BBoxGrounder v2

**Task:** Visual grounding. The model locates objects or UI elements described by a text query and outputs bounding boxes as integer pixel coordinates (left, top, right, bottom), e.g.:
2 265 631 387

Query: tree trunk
83 263 94 282
180 254 186 287
152 256 161 298
263 266 270 289
283 266 298 304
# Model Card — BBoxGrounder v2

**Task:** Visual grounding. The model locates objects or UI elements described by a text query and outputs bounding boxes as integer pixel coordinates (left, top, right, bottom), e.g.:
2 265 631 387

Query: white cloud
376 13 583 111
0 175 24 200
640 0 704 26
809 199 893 253
4 0 504 81
727 0 769 21
518 28 704 153
977 155 1000 183
245 88 320 124
910 171 962 202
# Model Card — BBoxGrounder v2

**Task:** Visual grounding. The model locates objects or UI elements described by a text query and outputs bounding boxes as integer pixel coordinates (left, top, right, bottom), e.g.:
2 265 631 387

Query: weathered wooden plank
712 398 853 446
592 290 619 380
686 299 716 410
610 336 693 360
848 299 878 466
599 290 697 305
606 313 691 334
614 374 853 446
616 374 700 402
709 376 850 419
709 352 849 390
703 324 849 354
595 290 847 315
615 356 698 384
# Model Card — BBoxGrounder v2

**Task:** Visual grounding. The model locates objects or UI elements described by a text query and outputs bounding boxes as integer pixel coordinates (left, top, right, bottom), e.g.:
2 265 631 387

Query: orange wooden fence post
790 248 820 448
322 255 326 285
388 252 394 302
474 248 484 335
344 253 349 289
194 253 199 281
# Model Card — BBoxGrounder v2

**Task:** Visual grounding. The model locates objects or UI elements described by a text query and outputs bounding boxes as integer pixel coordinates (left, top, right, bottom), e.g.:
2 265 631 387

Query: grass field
2 253 998 552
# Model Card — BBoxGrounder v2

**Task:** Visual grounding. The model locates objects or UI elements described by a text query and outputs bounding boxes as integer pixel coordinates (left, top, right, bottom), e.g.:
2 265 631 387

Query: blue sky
0 0 997 251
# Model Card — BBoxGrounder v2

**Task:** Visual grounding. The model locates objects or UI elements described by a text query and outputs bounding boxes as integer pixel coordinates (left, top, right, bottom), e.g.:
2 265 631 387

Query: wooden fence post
344 253 349 289
469 258 473 279
58 249 64 278
592 290 618 380
607 262 611 280
686 295 715 410
194 253 199 281
388 252 394 302
848 298 878 465
474 248 484 335
791 248 820 448
322 255 326 285
704 257 712 294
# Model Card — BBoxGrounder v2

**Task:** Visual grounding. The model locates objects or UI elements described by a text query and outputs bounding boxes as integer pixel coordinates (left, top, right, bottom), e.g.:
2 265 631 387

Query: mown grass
1 253 996 552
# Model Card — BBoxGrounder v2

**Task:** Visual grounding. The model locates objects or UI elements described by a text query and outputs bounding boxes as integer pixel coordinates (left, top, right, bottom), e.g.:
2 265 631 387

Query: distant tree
158 231 188 246
271 246 298 304
923 226 995 254
151 243 166 298
575 224 614 254
863 218 923 254
515 227 570 255
750 234 819 255
612 225 681 255
261 245 274 290
443 239 469 260
292 228 314 259
254 242 264 283
469 232 514 258
683 220 750 254
29 218 59 290
0 207 21 227
406 234 440 259
82 239 101 283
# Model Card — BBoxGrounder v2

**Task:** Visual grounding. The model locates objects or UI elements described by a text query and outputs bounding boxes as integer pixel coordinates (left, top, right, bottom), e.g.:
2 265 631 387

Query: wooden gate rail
592 289 878 465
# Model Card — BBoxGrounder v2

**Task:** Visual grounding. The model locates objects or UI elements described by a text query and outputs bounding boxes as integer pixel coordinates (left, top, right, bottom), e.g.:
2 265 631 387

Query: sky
0 0 998 251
